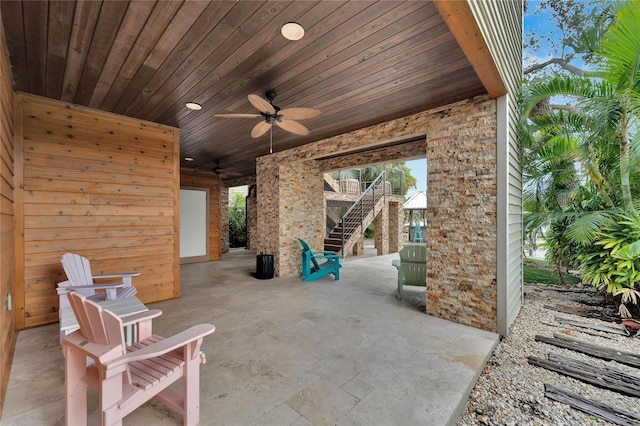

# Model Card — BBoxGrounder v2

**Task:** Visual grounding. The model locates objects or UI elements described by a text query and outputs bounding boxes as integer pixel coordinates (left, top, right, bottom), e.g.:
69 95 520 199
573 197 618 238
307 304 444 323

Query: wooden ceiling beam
433 0 506 98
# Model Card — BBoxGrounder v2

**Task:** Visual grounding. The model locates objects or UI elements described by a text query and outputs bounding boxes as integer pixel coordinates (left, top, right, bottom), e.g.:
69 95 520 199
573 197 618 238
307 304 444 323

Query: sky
405 159 426 197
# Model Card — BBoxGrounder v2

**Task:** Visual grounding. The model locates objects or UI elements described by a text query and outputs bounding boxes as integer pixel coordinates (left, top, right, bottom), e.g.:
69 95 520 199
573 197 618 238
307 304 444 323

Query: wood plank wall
15 94 180 328
180 169 222 260
0 31 17 416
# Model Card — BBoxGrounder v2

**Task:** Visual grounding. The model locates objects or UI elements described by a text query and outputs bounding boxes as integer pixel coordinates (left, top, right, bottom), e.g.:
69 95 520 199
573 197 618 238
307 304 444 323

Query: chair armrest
92 272 140 280
120 309 162 328
57 282 126 295
311 250 338 256
316 254 341 261
391 259 401 269
105 323 215 370
310 251 341 259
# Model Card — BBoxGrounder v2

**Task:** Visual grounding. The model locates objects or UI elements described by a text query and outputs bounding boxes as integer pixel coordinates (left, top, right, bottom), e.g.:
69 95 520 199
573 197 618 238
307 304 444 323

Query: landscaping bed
457 263 639 426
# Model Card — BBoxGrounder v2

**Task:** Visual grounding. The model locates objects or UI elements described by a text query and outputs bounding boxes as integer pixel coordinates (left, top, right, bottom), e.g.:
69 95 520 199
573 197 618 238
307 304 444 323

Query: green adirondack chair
391 243 426 299
298 238 341 282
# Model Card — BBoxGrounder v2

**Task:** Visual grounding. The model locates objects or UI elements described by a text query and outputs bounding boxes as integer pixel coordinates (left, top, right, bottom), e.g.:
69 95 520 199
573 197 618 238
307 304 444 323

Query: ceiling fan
215 90 321 139
212 160 241 177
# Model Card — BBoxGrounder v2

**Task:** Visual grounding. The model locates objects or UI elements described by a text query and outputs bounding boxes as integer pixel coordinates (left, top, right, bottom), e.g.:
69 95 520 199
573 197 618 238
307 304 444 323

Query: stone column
373 203 389 255
221 186 229 253
388 199 403 253
246 184 257 250
352 236 364 256
426 97 498 331
256 157 323 277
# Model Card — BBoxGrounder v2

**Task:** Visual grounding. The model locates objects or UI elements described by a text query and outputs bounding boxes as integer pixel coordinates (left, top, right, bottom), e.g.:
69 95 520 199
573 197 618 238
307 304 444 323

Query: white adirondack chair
62 292 215 426
57 253 140 310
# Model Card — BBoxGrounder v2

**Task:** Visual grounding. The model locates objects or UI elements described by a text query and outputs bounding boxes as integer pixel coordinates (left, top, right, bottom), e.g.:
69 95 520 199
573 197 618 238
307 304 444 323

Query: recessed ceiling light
186 102 202 110
184 157 194 162
281 22 304 41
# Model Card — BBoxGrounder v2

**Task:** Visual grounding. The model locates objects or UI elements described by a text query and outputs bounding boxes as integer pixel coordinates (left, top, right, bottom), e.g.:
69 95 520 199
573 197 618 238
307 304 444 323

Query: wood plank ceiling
1 0 487 178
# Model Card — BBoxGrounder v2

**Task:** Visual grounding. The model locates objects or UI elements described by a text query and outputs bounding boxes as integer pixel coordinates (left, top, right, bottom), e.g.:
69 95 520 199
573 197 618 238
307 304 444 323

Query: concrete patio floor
2 248 499 426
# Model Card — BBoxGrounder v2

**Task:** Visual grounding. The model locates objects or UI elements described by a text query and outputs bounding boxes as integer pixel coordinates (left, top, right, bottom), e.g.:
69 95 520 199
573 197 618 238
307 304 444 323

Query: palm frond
565 210 614 244
597 2 640 92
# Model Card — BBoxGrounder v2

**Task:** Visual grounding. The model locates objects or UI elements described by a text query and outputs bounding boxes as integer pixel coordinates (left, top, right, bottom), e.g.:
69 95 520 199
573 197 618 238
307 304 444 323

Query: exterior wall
373 204 389 255
426 98 498 330
15 94 180 328
468 0 523 335
318 138 427 172
388 201 402 252
220 186 229 253
278 160 324 275
0 31 16 415
180 170 223 260
246 185 257 250
257 94 500 332
256 159 323 275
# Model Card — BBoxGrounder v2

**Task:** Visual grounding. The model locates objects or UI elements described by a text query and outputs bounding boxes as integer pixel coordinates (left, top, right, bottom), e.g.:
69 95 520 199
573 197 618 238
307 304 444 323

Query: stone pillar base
352 237 364 256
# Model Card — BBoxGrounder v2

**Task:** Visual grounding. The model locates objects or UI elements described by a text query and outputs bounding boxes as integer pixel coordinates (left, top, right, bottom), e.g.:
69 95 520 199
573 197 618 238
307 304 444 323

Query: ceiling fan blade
278 107 321 120
215 113 262 118
251 121 272 138
248 94 275 115
276 119 309 136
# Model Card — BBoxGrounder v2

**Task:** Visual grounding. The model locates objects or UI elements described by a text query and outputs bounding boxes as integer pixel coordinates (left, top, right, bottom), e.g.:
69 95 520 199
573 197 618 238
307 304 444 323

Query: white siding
468 0 523 336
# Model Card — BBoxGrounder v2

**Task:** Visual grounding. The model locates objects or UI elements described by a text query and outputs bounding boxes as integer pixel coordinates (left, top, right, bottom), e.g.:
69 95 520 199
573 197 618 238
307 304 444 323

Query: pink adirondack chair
62 292 215 426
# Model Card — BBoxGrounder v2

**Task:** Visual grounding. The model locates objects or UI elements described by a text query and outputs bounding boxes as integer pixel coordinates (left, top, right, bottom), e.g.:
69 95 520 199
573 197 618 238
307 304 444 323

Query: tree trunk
619 114 632 210
555 259 566 286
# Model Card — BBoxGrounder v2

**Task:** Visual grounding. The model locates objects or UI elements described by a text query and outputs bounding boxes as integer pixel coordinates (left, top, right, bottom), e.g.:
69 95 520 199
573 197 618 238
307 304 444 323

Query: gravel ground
457 284 640 426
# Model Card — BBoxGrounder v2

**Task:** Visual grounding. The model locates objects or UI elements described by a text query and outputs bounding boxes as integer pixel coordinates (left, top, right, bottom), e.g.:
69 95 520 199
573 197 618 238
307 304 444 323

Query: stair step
325 173 387 254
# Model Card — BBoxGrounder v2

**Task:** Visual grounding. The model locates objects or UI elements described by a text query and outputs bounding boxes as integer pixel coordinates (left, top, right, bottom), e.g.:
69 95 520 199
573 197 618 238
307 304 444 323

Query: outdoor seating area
0 3 524 422
3 250 498 425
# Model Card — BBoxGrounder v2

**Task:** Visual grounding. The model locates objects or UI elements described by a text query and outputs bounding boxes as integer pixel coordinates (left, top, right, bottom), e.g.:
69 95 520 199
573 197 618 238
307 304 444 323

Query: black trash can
256 254 274 279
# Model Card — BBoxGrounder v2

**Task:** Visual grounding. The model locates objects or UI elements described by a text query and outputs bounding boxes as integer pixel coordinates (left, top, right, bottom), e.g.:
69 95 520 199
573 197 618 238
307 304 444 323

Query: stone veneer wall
246 185 257 250
373 204 389 255
220 186 229 253
388 201 402 252
427 98 498 331
256 160 323 275
257 94 498 331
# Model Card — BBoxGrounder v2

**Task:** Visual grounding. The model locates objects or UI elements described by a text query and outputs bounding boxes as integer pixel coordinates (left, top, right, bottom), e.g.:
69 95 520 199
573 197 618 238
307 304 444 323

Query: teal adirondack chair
413 225 424 243
391 243 426 299
298 238 342 281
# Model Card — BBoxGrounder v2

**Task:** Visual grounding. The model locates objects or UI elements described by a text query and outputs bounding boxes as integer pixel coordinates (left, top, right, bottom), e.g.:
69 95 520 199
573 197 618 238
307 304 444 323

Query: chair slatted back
67 292 125 348
402 263 427 286
399 243 427 263
399 243 427 287
298 238 321 270
61 253 96 297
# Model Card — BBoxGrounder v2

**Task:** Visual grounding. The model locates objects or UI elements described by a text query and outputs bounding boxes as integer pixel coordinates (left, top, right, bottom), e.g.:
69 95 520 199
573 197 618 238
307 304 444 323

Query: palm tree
520 1 640 313
522 1 640 211
595 2 640 209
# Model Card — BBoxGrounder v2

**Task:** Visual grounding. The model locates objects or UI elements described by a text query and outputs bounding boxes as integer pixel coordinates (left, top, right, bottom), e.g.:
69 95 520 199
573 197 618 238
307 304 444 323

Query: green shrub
579 210 640 317
229 192 246 248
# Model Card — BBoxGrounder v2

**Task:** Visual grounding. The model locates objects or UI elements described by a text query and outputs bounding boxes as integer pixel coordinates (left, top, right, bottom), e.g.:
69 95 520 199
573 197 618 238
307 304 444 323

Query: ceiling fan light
281 22 304 41
186 102 202 110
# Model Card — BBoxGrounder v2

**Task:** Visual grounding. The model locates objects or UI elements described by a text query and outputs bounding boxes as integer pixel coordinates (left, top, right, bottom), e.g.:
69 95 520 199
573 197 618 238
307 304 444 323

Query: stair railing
339 170 387 254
